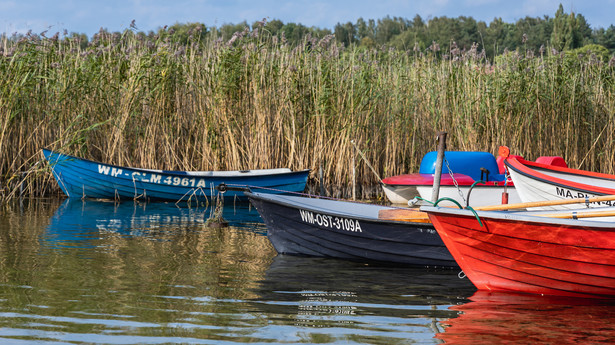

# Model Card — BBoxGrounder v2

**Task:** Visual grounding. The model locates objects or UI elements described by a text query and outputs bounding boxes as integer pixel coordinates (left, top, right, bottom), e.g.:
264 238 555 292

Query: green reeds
1 27 614 201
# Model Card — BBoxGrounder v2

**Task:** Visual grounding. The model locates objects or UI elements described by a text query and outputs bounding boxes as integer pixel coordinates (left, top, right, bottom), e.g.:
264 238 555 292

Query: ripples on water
0 199 614 344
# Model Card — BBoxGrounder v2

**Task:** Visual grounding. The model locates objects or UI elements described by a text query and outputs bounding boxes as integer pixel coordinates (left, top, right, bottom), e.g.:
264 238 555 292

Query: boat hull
422 206 615 298
43 149 309 202
381 184 419 204
247 192 457 267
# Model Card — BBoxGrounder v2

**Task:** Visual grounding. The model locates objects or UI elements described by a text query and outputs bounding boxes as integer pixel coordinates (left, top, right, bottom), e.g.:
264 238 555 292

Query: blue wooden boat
42 148 309 202
245 191 457 267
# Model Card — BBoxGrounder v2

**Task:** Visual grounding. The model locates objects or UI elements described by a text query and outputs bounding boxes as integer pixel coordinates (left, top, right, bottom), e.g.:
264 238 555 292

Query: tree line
333 4 614 58
2 4 614 61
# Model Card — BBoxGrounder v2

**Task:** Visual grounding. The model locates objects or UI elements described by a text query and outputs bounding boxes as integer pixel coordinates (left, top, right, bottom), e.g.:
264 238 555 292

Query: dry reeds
1 26 614 201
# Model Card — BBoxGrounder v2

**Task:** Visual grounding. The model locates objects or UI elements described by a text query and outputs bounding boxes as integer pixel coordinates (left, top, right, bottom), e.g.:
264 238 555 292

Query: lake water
1 199 614 344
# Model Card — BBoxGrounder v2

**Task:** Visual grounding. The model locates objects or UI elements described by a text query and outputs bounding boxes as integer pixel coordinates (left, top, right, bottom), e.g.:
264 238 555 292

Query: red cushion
535 156 568 168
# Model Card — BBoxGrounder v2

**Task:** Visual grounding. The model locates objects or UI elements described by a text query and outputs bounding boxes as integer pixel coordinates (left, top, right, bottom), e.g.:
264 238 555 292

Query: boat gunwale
420 205 615 230
246 191 430 226
43 148 310 178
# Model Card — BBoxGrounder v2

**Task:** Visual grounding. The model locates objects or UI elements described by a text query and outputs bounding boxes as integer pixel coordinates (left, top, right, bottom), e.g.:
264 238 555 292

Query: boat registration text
98 165 209 188
556 187 614 206
299 209 363 232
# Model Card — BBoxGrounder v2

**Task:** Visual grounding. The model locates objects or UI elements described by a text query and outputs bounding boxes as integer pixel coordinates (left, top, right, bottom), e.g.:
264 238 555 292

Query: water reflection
248 255 476 342
9 199 613 343
45 199 264 247
436 291 615 344
0 198 277 343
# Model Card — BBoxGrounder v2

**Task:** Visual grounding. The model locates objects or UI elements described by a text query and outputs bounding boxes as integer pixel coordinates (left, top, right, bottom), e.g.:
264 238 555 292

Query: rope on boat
430 196 484 228
206 183 228 228
433 197 463 208
409 196 435 206
465 206 484 227
218 183 310 197
465 180 486 207
350 140 383 182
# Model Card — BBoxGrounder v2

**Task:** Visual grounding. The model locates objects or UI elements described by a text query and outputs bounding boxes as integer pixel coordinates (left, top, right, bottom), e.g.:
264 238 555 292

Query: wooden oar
378 194 615 223
534 209 615 219
474 194 615 211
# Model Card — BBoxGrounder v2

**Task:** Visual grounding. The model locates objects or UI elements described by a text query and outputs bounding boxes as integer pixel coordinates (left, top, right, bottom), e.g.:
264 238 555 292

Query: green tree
334 21 357 46
572 43 611 62
219 21 249 41
356 18 375 41
423 16 481 52
65 32 90 50
160 22 208 45
514 16 552 53
551 4 590 51
263 19 284 36
594 25 615 54
374 16 409 45
281 23 311 45
483 18 511 58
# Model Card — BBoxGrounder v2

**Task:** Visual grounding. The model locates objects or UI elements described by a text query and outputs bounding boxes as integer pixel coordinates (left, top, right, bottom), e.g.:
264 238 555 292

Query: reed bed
1 26 614 201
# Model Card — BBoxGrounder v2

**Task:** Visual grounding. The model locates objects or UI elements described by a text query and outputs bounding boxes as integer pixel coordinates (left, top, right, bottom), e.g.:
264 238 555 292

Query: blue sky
1 0 614 37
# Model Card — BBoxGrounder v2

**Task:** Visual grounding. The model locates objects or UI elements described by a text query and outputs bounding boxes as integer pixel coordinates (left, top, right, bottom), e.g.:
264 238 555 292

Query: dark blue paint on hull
246 191 457 267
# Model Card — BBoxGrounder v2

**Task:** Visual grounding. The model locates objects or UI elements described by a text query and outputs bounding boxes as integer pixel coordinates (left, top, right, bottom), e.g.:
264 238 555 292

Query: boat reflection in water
249 255 476 338
436 291 615 344
45 198 265 246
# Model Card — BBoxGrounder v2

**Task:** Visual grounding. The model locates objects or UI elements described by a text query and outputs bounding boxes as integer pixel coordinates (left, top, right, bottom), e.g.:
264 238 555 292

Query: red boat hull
424 208 615 298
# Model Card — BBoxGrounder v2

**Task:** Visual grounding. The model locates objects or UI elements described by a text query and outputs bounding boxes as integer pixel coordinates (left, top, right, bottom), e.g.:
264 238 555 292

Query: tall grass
1 26 614 201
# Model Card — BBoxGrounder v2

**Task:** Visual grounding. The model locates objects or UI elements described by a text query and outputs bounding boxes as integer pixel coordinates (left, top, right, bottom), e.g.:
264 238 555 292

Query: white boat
382 150 567 207
504 149 615 210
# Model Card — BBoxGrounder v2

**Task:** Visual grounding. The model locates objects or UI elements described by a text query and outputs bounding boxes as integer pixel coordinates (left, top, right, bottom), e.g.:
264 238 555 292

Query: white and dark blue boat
245 191 457 267
42 148 309 202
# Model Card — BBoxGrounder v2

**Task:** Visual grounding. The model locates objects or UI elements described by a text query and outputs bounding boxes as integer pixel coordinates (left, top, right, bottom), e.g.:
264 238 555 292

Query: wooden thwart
378 194 615 223
378 208 430 222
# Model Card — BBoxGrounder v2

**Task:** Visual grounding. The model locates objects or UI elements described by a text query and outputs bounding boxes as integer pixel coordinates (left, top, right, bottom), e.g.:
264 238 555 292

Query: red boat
420 205 615 298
